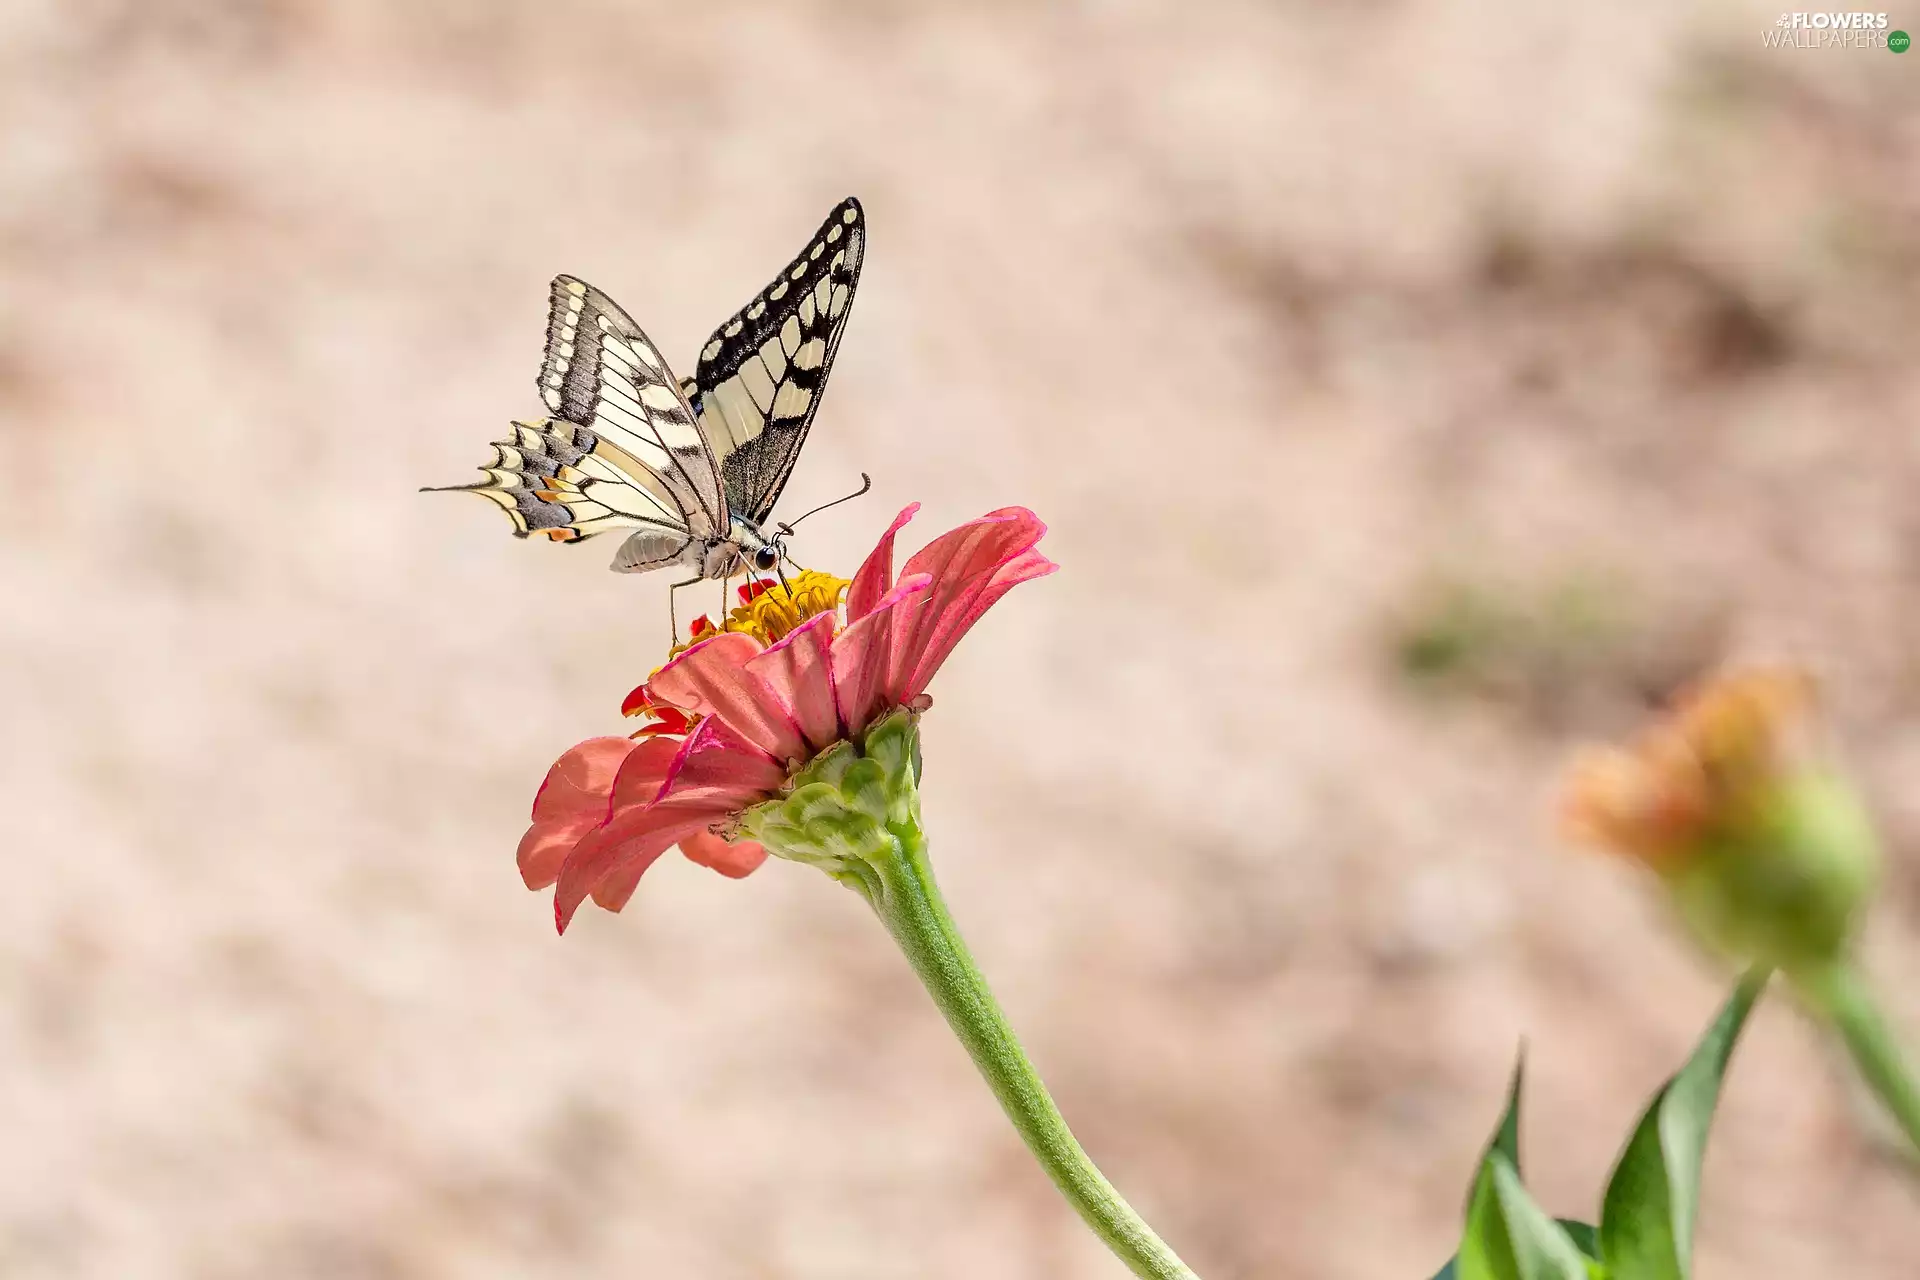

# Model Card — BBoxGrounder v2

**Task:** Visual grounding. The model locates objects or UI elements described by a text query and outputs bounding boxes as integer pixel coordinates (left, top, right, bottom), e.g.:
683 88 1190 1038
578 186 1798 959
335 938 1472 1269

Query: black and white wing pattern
537 276 726 539
425 417 688 549
429 277 727 561
683 198 865 524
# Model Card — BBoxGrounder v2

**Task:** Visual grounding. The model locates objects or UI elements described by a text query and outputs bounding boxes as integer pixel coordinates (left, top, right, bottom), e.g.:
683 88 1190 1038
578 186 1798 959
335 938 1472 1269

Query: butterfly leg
668 576 704 643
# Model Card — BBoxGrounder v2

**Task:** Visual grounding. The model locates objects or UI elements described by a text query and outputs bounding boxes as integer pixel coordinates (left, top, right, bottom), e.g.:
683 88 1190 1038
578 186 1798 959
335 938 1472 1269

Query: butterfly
429 198 867 619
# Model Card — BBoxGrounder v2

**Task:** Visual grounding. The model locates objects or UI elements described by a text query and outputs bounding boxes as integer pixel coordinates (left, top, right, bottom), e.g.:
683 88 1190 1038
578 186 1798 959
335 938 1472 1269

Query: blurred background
3 1 1917 1276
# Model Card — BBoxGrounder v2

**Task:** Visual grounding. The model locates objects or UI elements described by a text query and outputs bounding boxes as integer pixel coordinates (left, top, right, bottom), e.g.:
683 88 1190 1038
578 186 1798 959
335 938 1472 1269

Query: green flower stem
743 711 1199 1279
863 828 1199 1280
1794 961 1920 1159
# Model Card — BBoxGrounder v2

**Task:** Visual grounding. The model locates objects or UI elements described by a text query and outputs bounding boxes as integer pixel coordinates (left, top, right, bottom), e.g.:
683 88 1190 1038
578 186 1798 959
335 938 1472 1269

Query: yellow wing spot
769 281 789 302
771 381 812 420
725 320 744 336
703 339 723 361
792 337 827 370
789 263 807 281
565 280 587 297
747 301 766 319
809 242 825 260
827 225 843 243
842 207 858 224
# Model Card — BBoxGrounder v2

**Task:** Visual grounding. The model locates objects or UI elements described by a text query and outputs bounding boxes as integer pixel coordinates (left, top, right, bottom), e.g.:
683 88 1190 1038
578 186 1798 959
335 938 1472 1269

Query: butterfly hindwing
430 418 694 549
689 198 865 524
541 276 726 538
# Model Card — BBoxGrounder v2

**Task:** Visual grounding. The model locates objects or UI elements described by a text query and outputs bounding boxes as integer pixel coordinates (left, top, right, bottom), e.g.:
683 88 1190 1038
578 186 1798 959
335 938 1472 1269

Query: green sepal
1595 968 1769 1280
738 710 924 889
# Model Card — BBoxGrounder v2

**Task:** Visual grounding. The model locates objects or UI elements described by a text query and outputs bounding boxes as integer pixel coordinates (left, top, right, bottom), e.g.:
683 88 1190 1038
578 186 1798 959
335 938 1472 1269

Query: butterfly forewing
541 276 726 538
689 198 865 524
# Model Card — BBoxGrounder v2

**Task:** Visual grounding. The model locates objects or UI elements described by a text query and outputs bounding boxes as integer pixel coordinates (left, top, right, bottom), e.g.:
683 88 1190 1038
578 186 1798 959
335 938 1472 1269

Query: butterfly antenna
777 473 873 535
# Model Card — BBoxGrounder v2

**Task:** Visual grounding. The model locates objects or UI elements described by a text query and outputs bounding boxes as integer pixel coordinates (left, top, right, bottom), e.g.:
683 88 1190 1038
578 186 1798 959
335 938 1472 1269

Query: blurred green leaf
1558 1221 1601 1260
1464 1050 1526 1217
1429 1057 1598 1280
1457 1155 1592 1280
1597 969 1769 1280
1427 1220 1599 1280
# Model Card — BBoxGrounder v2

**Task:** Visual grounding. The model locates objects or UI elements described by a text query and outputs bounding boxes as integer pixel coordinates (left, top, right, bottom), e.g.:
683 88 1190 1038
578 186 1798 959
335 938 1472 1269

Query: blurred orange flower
1561 666 1816 865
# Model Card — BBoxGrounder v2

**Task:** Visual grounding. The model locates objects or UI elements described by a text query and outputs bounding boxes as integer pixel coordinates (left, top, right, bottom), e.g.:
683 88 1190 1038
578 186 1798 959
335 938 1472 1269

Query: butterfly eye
753 545 779 572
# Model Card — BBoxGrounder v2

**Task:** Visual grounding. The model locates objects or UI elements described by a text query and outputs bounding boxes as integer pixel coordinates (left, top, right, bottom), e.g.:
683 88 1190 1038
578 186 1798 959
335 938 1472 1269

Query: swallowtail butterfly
429 198 866 595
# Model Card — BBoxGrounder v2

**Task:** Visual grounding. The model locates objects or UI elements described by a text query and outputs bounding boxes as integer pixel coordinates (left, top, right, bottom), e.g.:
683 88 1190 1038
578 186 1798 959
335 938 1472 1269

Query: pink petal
518 737 646 889
889 508 1055 701
829 573 933 737
648 631 808 762
745 611 842 752
529 737 638 825
605 734 686 812
552 719 787 931
517 823 588 892
656 715 789 804
681 829 770 879
557 804 728 929
902 544 1058 700
846 503 920 621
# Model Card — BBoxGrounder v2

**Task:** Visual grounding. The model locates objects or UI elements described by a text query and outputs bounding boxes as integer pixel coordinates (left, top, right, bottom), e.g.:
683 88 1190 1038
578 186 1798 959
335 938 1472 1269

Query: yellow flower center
669 570 850 657
626 572 852 737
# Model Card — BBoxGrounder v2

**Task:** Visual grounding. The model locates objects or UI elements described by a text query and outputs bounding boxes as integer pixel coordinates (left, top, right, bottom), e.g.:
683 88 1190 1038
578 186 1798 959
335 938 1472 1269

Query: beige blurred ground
3 1 1919 1276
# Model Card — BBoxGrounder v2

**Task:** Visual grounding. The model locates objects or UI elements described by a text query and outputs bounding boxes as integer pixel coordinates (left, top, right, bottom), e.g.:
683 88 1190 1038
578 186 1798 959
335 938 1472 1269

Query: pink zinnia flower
517 504 1057 932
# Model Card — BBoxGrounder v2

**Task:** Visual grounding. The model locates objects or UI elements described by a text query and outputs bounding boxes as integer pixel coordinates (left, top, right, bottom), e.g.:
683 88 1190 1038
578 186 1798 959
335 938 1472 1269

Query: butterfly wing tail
422 417 596 542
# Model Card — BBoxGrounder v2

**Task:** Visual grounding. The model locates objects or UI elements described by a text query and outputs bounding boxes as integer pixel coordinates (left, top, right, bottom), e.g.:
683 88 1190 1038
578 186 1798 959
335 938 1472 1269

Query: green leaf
1429 1050 1600 1280
1456 1154 1592 1280
1597 968 1769 1280
1467 1049 1526 1219
1558 1221 1601 1261
1427 1221 1599 1280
